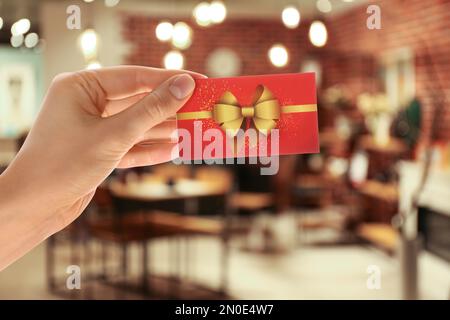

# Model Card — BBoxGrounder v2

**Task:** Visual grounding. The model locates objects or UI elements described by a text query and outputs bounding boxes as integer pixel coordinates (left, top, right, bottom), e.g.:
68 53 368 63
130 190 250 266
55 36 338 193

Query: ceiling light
193 2 212 27
24 33 39 48
164 50 184 70
210 1 227 24
0 17 3 30
10 34 24 48
268 44 289 67
316 0 332 13
79 29 98 58
86 61 102 70
281 6 300 29
11 18 31 36
155 21 174 42
105 0 120 7
309 21 328 47
172 22 192 50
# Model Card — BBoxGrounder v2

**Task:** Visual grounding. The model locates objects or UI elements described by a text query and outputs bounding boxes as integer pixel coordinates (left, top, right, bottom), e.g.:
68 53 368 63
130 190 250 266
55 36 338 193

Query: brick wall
122 0 450 140
324 0 450 141
122 15 313 75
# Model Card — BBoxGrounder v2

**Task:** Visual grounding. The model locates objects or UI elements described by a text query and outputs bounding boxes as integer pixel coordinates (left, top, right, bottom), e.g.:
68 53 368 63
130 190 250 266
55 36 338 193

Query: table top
109 174 230 202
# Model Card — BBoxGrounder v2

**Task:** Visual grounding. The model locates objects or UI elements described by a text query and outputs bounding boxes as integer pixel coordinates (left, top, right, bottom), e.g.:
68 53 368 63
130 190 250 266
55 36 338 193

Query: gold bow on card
213 85 280 136
176 85 318 136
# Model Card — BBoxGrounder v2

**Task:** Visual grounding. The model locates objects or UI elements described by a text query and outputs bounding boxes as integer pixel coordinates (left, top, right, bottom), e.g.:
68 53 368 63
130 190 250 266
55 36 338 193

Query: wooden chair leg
46 236 56 291
101 242 108 280
70 228 79 299
142 241 149 294
122 243 128 280
83 238 92 299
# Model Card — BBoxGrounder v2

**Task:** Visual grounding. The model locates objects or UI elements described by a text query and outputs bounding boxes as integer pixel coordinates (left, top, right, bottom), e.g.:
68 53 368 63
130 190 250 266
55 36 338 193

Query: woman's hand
0 66 202 269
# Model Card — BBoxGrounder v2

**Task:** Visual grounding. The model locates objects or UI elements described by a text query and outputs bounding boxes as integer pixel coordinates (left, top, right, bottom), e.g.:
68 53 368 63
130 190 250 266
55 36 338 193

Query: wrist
0 169 64 270
0 166 60 238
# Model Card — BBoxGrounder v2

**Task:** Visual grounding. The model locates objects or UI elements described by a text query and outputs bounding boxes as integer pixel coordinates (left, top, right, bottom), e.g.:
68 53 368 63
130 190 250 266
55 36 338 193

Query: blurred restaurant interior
0 0 449 299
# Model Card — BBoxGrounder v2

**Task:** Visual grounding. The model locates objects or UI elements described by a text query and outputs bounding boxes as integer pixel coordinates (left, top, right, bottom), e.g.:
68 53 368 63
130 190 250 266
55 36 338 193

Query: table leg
46 236 56 291
168 237 180 299
83 236 92 299
183 197 199 282
101 241 108 280
220 189 235 296
142 241 149 295
70 226 80 299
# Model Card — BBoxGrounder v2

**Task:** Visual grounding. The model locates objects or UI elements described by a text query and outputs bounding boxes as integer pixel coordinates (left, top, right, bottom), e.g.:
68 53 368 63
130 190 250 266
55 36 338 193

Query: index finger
81 65 206 100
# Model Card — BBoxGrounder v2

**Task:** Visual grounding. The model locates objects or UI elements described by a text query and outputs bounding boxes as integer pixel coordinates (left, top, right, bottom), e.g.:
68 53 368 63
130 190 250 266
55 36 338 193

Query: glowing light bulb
11 18 31 36
164 50 184 70
155 21 173 42
10 34 24 48
316 0 332 13
24 33 39 48
79 29 98 58
105 0 120 7
172 22 192 50
193 2 211 27
309 21 328 47
0 17 4 30
281 6 300 29
268 44 289 67
86 61 102 70
210 1 227 24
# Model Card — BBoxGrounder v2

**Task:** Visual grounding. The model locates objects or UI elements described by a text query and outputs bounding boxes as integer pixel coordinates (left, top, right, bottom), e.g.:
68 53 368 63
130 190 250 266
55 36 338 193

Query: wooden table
109 176 229 202
107 175 233 297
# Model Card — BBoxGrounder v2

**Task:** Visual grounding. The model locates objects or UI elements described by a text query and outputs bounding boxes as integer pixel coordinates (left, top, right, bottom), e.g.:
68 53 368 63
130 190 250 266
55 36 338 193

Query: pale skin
0 66 203 271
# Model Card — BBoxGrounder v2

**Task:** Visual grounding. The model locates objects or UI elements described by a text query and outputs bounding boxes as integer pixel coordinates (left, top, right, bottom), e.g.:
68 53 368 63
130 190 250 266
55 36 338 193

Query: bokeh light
86 61 102 70
193 2 212 27
281 6 300 29
105 0 121 7
11 19 31 36
164 50 184 70
10 34 24 48
155 21 174 42
309 21 328 47
268 44 289 67
316 0 332 13
171 22 192 50
210 1 227 24
79 29 98 58
24 33 39 48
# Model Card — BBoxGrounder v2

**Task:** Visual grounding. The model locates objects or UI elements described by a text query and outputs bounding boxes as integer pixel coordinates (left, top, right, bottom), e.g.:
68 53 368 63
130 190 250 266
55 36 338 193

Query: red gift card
175 72 319 161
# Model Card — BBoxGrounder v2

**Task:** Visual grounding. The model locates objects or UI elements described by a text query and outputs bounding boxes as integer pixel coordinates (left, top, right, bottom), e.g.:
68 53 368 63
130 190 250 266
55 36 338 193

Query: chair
86 211 161 296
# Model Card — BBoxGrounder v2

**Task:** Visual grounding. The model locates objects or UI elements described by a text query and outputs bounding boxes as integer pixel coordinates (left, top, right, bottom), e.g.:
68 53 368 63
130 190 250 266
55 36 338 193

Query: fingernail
169 74 195 100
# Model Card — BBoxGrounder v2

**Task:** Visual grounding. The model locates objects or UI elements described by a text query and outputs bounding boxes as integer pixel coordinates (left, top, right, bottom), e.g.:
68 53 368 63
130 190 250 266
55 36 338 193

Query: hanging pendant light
309 20 328 47
281 6 301 29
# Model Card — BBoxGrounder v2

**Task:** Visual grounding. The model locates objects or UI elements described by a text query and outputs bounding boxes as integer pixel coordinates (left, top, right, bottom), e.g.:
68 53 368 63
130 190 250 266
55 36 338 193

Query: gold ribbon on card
176 85 317 136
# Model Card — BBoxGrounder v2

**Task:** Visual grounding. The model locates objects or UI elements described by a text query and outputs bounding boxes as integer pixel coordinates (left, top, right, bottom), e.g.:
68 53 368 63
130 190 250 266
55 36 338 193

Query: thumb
105 73 195 140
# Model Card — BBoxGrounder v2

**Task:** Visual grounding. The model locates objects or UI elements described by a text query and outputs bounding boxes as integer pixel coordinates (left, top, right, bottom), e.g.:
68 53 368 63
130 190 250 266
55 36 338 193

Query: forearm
0 169 58 271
